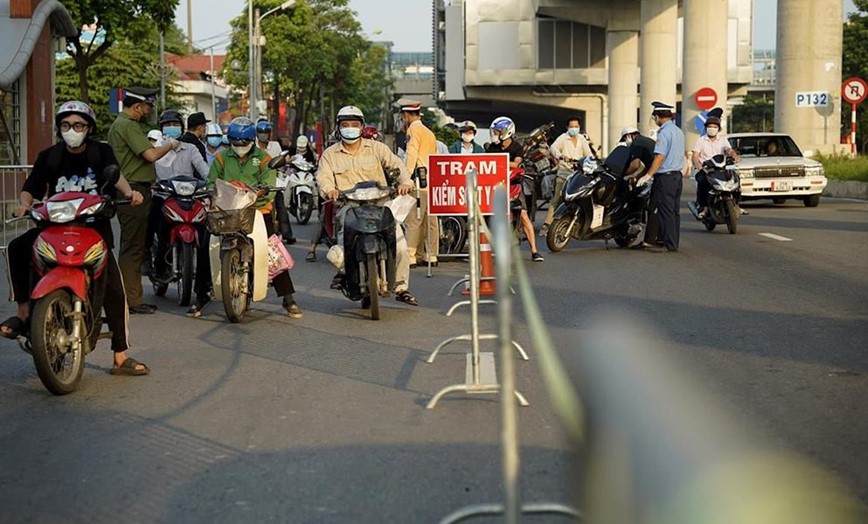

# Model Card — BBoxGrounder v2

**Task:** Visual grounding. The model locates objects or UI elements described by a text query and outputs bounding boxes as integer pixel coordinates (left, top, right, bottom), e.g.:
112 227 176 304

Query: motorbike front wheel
366 253 380 321
725 200 738 234
439 216 467 255
30 290 85 395
297 193 313 225
177 242 195 306
221 248 248 323
546 216 573 252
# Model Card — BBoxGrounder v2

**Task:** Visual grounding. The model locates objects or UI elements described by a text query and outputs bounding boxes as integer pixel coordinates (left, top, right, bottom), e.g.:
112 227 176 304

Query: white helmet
296 135 309 149
489 116 515 144
205 123 223 137
619 126 639 140
336 105 365 125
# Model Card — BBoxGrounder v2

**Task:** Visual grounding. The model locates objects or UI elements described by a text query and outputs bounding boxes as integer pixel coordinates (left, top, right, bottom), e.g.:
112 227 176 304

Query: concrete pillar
607 30 639 151
681 0 728 150
639 0 678 135
775 0 844 154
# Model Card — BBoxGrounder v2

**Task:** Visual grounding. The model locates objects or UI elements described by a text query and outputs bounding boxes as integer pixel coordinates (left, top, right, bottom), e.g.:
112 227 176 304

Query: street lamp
248 0 296 121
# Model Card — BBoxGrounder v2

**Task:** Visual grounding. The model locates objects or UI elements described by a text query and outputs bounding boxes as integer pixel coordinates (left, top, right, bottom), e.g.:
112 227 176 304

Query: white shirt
692 135 732 164
551 132 592 171
258 140 283 159
155 142 210 181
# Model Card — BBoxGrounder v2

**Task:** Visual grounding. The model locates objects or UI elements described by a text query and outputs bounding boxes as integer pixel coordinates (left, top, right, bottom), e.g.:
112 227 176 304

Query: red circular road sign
694 87 718 111
842 77 868 105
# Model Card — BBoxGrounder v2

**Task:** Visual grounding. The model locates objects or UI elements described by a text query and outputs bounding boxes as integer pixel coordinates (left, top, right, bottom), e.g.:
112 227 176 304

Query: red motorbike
9 168 127 394
150 175 209 306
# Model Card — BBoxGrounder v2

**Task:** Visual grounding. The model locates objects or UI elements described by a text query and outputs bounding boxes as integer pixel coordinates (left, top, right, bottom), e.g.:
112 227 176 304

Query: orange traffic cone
478 232 497 296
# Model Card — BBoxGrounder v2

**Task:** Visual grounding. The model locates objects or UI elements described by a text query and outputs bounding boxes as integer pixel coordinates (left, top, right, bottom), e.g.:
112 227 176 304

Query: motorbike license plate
590 204 604 229
771 180 792 192
534 159 551 172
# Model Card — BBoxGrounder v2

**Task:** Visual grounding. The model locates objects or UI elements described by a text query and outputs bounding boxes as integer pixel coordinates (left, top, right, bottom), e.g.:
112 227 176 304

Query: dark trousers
145 194 165 256
696 172 711 208
652 173 683 251
262 213 295 297
273 192 294 240
154 219 212 299
117 183 152 307
6 228 130 351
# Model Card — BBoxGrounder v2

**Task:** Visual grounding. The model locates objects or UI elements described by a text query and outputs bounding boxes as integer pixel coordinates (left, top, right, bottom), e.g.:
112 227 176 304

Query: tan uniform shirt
404 119 437 172
317 138 411 196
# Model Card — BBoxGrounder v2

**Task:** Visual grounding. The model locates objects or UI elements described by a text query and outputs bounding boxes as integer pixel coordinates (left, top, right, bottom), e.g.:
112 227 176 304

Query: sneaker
283 299 303 319
330 273 345 290
283 236 297 245
129 303 157 314
531 252 545 262
186 295 211 318
539 224 549 237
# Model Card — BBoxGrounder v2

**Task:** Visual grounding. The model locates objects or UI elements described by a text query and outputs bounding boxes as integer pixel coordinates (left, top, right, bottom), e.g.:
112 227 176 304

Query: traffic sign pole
852 103 857 156
842 77 867 156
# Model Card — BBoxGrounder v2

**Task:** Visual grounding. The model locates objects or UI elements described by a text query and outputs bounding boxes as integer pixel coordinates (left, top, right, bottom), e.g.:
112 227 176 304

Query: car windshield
730 135 803 158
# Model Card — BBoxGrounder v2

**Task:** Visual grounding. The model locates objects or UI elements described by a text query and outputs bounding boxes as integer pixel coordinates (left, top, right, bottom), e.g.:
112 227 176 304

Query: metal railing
1 165 31 250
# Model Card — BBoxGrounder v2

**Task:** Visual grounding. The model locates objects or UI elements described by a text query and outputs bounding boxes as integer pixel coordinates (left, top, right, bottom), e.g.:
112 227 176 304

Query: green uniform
107 112 156 307
208 146 276 210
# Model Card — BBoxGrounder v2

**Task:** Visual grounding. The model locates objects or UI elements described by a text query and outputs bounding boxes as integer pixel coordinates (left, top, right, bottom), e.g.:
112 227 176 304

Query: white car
727 133 827 207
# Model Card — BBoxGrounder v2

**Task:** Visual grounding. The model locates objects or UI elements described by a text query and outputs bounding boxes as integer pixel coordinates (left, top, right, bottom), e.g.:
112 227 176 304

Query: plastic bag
266 234 294 279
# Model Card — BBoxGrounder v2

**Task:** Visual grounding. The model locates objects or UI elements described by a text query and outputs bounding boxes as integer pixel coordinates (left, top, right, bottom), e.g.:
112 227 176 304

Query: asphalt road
0 190 866 522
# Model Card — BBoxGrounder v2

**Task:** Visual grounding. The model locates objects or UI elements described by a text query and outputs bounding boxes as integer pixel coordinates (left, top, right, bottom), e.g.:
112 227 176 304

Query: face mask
490 133 501 145
163 126 182 139
567 127 581 137
625 137 633 146
257 132 270 143
706 127 719 138
232 143 253 157
61 129 87 148
461 133 474 143
340 127 362 143
207 136 223 148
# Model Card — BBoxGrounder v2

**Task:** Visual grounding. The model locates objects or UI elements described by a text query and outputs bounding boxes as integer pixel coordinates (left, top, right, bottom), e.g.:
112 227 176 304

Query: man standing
398 98 440 267
181 111 209 161
636 101 686 253
107 87 178 313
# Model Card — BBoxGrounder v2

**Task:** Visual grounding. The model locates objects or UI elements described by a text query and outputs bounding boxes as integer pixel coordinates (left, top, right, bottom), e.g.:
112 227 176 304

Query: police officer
636 101 686 253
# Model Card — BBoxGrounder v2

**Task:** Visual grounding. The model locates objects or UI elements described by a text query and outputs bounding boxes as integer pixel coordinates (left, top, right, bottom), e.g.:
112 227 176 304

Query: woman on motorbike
1 101 149 376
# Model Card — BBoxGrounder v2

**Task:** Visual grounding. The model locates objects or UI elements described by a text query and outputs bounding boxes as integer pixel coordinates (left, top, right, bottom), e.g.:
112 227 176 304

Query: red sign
694 87 718 111
842 77 867 105
427 154 510 216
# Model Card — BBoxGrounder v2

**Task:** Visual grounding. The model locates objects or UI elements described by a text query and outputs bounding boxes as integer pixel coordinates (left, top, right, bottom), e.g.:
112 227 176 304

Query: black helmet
159 109 185 129
705 116 721 128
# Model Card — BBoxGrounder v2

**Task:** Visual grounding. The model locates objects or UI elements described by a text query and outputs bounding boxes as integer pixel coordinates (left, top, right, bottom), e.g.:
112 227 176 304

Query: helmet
159 109 184 128
362 125 379 140
458 120 477 133
490 116 515 142
147 129 162 141
296 135 309 149
227 116 256 143
619 126 639 140
56 100 97 134
704 116 721 128
255 120 273 133
205 123 223 137
336 105 365 125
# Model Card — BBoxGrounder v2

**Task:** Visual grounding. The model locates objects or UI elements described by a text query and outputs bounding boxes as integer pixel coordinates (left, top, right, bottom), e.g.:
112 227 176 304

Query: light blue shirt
654 120 685 173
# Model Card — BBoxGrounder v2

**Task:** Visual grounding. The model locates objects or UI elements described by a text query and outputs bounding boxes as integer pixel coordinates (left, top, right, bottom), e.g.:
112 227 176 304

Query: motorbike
546 146 652 252
275 153 317 225
6 167 127 395
150 175 209 306
519 122 559 220
206 180 282 323
687 154 741 234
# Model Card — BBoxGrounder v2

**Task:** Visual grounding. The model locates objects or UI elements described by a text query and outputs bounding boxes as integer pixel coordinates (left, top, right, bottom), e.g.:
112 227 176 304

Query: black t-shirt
628 135 656 170
181 132 207 161
24 141 119 246
485 138 523 162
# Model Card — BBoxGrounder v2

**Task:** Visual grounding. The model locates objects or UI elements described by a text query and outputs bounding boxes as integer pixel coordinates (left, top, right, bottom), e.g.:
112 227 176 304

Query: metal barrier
0 165 32 250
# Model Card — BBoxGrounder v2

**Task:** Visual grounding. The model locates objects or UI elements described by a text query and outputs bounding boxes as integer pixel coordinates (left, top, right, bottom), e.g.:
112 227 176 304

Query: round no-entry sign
694 87 718 111
842 77 867 105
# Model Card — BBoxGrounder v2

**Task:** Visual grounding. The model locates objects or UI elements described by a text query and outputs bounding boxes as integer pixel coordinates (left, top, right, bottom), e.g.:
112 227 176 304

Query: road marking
759 232 793 242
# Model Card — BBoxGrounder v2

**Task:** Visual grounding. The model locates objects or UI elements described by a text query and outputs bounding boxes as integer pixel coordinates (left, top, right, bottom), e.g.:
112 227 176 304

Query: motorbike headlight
81 201 106 216
350 186 390 201
34 236 57 268
46 198 84 223
172 180 197 196
805 165 824 177
715 179 739 192
582 158 598 174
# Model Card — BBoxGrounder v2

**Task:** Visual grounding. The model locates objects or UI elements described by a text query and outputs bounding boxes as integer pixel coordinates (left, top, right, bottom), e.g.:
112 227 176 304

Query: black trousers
154 220 212 299
6 228 130 351
651 172 683 251
262 213 295 297
695 172 711 208
273 192 294 240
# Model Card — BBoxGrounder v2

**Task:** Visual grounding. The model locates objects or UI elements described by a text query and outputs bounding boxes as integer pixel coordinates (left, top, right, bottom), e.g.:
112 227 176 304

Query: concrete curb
824 179 868 200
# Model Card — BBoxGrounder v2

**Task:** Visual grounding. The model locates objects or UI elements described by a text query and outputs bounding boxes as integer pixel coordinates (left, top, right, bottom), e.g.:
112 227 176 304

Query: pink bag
266 234 294 280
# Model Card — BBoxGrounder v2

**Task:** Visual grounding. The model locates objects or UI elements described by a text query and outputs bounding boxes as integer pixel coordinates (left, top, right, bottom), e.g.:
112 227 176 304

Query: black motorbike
546 146 651 252
518 122 559 221
687 154 741 234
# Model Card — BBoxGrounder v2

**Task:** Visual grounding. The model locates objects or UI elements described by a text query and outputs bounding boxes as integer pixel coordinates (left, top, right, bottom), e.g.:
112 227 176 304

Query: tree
732 94 775 133
62 0 179 104
842 1 868 152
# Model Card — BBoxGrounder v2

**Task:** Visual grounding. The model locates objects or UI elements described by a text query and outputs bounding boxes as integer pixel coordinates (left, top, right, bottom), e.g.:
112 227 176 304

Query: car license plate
771 180 791 192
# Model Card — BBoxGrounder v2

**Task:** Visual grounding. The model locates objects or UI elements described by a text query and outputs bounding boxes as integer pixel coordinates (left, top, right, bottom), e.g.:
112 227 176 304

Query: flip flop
395 291 419 306
109 358 150 376
306 252 316 262
0 316 26 339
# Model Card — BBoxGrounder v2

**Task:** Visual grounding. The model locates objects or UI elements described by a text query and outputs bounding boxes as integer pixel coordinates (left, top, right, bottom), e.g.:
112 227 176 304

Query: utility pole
159 32 166 109
248 0 255 120
187 0 193 54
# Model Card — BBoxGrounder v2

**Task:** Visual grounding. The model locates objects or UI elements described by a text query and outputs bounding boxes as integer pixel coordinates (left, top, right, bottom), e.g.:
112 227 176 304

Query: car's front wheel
804 194 820 207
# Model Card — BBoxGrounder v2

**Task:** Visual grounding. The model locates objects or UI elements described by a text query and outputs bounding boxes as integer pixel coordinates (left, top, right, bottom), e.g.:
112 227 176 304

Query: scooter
6 167 128 395
150 175 209 306
688 154 741 234
276 153 317 225
546 146 652 252
206 179 282 323
519 122 559 220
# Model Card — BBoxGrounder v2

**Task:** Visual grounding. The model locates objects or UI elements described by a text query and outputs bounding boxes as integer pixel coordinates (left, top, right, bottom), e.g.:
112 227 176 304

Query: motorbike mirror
102 165 121 192
268 150 290 169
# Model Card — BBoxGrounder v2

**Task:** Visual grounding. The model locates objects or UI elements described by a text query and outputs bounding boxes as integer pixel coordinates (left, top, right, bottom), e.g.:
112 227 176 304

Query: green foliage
815 152 868 181
843 1 868 152
732 94 775 133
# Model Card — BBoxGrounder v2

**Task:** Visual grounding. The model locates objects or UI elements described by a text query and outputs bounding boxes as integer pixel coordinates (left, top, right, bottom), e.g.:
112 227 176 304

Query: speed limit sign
843 77 867 105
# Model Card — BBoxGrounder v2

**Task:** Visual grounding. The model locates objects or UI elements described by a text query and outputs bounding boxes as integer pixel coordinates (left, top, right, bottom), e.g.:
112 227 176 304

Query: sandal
306 251 317 262
0 316 26 339
395 291 419 306
109 358 150 376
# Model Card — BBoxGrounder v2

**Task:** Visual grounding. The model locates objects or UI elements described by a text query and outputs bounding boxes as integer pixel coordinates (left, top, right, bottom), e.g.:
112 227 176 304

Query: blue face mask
163 126 182 139
567 127 581 137
207 136 223 148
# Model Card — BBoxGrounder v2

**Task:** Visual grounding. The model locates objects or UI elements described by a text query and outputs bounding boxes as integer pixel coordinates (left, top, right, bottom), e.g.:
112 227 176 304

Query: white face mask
232 143 253 157
461 133 474 143
706 127 719 138
62 129 87 148
625 137 634 146
567 127 581 137
340 127 362 143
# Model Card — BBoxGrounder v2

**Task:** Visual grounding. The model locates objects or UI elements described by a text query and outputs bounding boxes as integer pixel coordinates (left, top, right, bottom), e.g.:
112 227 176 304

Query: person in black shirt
1 101 150 376
485 116 544 261
181 112 209 161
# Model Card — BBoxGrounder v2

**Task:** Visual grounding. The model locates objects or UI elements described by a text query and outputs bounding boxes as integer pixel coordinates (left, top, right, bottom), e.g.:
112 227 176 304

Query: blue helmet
255 119 273 133
490 116 515 143
227 116 256 143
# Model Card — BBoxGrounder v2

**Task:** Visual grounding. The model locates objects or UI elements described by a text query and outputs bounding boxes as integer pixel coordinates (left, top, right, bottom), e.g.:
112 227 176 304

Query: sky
174 0 858 54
